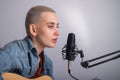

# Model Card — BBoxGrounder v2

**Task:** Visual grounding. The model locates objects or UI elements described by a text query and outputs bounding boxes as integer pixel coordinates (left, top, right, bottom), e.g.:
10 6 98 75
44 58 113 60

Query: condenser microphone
62 33 84 80
66 33 76 61
62 33 84 61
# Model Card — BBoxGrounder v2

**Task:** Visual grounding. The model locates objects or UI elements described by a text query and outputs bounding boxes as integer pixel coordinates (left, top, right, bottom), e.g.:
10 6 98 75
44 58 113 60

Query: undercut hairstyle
25 5 55 35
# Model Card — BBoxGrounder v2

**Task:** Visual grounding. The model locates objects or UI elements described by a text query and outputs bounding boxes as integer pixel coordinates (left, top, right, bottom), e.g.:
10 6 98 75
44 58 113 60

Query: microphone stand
81 50 120 68
62 44 84 80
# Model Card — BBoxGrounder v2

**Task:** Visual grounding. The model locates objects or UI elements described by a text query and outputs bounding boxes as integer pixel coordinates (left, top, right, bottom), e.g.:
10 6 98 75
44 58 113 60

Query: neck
34 44 44 55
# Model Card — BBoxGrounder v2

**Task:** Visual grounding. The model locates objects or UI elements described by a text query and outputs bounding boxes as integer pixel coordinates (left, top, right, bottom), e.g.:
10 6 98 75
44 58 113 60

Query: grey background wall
0 0 120 80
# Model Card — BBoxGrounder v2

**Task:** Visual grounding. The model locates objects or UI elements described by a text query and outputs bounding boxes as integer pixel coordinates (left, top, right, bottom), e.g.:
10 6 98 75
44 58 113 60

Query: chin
47 45 56 48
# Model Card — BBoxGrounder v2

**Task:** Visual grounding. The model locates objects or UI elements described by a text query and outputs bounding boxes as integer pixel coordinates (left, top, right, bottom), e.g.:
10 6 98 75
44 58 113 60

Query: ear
29 24 37 36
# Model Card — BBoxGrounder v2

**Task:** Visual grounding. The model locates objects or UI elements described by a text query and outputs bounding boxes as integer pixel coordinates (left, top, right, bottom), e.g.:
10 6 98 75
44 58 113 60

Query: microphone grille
66 33 76 51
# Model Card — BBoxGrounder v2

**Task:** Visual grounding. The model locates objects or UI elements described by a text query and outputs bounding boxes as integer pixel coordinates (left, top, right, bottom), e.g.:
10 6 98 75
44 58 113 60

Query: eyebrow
47 22 59 25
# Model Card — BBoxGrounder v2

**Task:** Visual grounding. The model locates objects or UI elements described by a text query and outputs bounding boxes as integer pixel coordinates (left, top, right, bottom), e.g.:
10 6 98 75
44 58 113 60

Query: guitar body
2 73 52 80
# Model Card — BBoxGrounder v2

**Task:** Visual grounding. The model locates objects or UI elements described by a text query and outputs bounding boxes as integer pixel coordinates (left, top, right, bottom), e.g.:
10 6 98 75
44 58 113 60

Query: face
35 12 60 48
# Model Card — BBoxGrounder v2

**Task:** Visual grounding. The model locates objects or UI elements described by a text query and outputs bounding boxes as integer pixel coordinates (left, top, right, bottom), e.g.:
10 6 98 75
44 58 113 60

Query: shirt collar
22 36 35 53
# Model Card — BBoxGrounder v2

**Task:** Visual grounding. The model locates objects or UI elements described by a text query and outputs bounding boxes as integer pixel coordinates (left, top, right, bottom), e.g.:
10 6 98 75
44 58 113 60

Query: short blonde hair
25 5 55 35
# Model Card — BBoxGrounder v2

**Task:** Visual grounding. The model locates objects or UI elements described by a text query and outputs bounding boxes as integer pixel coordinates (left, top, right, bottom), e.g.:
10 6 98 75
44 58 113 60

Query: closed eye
47 22 59 29
48 25 54 29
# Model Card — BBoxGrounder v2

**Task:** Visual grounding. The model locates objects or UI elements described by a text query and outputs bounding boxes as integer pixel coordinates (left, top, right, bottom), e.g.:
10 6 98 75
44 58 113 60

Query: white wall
0 0 120 80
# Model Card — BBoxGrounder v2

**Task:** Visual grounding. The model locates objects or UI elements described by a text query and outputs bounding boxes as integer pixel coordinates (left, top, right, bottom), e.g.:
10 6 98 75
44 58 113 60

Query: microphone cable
68 61 79 80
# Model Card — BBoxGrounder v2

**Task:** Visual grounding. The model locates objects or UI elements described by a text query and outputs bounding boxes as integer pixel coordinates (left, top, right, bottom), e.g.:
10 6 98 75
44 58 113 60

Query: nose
54 27 60 36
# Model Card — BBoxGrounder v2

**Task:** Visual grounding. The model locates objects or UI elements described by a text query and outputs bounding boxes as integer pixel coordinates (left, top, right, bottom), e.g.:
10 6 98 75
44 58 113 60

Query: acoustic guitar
2 73 52 80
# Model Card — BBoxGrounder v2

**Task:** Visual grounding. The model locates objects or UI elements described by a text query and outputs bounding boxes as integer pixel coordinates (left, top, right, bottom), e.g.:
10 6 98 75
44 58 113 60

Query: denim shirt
0 36 54 80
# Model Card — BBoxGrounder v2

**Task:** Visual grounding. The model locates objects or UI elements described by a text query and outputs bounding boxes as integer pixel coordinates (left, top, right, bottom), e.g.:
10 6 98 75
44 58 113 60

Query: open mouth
52 39 57 43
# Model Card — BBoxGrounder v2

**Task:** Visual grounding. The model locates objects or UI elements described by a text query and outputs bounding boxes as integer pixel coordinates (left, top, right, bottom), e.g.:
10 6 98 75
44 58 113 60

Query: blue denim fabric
0 36 54 80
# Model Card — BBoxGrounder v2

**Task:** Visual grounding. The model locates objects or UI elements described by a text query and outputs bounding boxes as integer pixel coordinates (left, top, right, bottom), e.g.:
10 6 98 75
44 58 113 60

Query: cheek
40 35 54 48
37 31 51 43
39 30 51 39
36 27 55 46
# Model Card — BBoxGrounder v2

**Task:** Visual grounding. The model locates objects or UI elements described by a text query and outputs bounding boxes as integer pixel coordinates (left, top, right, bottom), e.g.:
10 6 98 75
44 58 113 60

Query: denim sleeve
0 48 12 80
0 76 3 80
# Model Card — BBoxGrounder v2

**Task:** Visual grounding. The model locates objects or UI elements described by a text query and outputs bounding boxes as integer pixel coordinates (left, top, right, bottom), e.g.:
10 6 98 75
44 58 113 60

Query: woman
0 5 60 80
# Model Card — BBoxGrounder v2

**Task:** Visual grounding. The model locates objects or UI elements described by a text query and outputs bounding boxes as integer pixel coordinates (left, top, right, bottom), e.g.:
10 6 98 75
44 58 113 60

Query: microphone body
66 33 76 61
62 33 84 61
